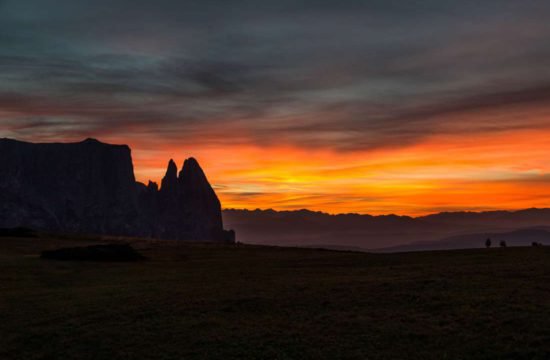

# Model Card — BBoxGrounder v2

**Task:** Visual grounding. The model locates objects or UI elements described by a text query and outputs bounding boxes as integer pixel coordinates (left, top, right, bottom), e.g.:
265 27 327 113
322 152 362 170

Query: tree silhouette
485 238 492 248
499 240 507 247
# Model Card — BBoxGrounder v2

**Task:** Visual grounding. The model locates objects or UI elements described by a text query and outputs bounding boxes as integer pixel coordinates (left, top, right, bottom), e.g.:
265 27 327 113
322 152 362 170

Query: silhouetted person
500 240 506 247
485 238 492 248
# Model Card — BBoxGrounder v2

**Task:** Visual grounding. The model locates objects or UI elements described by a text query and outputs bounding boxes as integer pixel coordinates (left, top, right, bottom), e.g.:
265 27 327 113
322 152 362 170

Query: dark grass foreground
1 236 549 360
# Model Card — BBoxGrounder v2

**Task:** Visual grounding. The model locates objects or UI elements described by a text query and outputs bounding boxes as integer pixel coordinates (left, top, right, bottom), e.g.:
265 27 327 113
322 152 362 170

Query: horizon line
221 206 550 218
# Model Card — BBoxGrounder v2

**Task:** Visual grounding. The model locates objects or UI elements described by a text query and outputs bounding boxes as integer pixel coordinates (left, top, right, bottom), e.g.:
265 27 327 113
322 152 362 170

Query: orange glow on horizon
110 126 550 217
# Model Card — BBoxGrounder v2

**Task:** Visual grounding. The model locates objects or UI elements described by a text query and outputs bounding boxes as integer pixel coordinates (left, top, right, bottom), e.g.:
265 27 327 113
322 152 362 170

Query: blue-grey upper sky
1 0 550 150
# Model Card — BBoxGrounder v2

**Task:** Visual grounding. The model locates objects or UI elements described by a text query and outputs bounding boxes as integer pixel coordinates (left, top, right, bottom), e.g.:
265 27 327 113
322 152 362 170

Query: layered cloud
1 0 550 214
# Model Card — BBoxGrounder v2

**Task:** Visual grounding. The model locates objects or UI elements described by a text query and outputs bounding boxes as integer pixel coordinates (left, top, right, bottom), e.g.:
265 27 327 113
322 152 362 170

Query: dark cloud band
1 0 550 150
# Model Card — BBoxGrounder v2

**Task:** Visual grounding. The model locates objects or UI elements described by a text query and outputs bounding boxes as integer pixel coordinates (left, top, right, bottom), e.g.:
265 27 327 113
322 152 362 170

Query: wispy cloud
1 0 550 213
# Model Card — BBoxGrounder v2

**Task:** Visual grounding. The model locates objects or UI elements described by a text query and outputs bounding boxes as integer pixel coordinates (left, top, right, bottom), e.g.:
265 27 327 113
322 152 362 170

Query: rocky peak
179 157 210 190
176 157 224 241
160 159 178 193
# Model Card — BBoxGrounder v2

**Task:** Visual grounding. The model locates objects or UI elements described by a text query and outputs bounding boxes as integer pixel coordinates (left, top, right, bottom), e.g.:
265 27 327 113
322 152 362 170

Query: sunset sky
1 0 550 215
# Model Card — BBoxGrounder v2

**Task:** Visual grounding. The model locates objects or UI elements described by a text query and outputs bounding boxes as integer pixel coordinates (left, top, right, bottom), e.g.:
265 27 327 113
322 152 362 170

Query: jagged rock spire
177 157 224 241
160 159 178 193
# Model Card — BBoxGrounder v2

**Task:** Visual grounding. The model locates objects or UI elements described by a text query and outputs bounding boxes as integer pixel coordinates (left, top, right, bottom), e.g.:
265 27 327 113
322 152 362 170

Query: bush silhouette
500 240 507 247
485 238 492 248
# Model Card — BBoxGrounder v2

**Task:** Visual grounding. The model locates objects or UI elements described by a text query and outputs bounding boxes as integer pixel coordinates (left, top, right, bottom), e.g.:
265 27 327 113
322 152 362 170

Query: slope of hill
380 228 550 252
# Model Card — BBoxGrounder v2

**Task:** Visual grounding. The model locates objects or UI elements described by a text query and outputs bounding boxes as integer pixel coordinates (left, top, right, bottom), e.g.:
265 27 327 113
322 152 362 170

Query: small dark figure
485 238 492 248
500 240 507 247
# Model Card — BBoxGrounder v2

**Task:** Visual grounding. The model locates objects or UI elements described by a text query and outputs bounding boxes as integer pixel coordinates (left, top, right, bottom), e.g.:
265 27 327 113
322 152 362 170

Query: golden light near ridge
121 127 550 216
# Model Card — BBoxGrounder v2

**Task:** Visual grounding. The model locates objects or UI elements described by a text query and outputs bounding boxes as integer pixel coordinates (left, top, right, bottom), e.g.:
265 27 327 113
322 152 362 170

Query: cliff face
0 138 232 242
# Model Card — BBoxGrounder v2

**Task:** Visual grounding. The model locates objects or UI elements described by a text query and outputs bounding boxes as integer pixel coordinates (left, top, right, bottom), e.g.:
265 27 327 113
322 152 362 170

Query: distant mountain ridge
0 138 233 242
223 208 550 250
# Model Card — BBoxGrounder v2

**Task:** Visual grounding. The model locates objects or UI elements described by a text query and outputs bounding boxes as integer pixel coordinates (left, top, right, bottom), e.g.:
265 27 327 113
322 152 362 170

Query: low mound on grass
0 227 36 238
41 244 146 262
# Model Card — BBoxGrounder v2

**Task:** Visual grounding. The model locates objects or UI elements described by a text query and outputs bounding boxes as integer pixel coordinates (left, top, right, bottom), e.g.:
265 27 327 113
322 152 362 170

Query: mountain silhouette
223 208 550 250
0 138 233 242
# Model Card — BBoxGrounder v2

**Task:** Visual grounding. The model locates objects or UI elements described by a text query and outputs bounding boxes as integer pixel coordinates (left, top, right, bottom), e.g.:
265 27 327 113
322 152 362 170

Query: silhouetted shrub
485 238 492 248
499 240 506 247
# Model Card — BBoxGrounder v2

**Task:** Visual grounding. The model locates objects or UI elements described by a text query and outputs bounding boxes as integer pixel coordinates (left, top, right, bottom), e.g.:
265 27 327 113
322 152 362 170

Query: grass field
1 235 549 360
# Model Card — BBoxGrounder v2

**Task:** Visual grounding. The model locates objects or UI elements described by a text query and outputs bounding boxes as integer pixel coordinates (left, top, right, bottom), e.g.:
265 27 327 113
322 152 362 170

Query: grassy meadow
1 235 549 359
